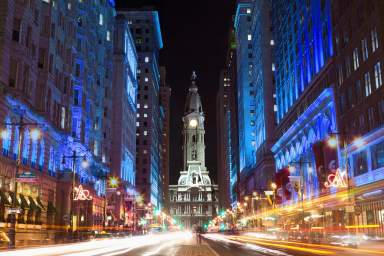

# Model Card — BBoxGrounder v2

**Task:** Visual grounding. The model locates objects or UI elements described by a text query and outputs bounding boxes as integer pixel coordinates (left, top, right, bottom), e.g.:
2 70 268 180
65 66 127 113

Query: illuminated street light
271 182 277 190
0 130 8 140
81 156 89 168
30 128 41 141
327 135 338 148
244 196 249 201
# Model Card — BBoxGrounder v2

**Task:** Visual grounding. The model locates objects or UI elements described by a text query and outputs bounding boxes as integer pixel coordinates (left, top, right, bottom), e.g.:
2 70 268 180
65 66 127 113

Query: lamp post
61 150 88 238
326 133 362 232
1 111 43 249
288 160 312 239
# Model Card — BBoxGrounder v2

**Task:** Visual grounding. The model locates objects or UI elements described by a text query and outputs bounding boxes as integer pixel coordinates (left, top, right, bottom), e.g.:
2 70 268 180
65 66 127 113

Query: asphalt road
1 232 383 256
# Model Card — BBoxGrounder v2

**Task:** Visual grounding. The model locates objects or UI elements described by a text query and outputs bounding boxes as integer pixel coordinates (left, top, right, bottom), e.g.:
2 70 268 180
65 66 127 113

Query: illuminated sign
73 185 92 201
324 168 347 188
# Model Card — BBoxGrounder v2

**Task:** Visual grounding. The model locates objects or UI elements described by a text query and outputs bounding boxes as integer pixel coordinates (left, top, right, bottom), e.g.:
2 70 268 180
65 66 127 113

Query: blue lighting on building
273 0 333 124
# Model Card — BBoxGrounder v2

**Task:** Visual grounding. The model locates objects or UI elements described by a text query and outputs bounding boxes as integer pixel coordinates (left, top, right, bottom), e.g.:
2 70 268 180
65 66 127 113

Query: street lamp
326 133 363 231
1 111 43 249
61 150 89 237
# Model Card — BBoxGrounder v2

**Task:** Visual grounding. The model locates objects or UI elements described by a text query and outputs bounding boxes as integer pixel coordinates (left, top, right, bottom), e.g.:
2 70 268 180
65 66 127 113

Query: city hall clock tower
169 72 218 230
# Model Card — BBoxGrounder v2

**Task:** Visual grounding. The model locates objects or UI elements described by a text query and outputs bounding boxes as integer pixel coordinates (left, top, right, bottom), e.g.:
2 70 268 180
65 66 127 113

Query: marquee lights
324 168 347 188
73 185 92 201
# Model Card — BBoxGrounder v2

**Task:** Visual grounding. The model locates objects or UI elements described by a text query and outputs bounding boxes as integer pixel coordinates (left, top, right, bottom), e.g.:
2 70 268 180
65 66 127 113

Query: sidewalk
175 235 218 256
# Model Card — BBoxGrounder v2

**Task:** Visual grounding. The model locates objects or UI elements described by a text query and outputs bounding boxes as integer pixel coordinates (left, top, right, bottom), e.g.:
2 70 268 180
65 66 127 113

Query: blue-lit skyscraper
120 9 164 209
234 0 276 196
273 0 333 124
109 14 138 225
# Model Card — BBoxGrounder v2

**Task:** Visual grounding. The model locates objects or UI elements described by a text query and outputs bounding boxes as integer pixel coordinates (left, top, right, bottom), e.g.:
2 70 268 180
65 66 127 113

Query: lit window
145 57 149 63
99 14 103 25
362 38 368 61
42 0 50 3
247 34 252 41
67 2 71 9
270 39 275 45
136 122 139 127
365 72 372 96
144 131 148 136
144 104 148 109
137 113 140 117
353 48 359 70
374 62 382 89
145 77 149 82
137 103 140 108
246 8 251 14
371 28 379 52
274 105 278 112
106 30 111 41
60 107 66 129
272 63 276 71
144 113 148 118
143 150 147 154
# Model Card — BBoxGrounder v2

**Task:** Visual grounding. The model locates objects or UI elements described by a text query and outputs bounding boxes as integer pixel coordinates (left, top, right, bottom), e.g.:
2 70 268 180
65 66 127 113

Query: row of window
352 140 384 176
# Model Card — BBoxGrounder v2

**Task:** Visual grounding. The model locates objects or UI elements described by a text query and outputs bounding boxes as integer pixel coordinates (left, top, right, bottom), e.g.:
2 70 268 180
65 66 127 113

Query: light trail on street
0 232 192 256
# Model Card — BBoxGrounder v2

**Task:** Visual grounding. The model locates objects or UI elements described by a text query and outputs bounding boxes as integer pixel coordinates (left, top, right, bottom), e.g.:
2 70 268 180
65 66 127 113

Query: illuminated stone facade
169 73 218 230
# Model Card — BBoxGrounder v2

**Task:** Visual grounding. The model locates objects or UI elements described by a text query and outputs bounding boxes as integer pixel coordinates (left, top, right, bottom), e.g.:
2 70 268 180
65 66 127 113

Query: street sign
7 208 21 214
16 170 38 183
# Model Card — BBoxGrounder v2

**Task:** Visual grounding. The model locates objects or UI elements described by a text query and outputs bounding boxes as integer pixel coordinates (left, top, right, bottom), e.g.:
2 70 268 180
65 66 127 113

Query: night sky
116 0 236 184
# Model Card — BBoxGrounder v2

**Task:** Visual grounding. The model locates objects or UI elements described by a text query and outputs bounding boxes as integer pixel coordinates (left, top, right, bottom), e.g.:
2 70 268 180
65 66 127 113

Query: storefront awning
8 192 20 207
19 194 30 210
28 196 40 211
0 190 11 206
36 197 46 211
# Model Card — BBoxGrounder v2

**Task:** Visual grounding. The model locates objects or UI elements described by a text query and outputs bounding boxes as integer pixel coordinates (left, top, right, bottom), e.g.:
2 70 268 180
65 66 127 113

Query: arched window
13 126 20 159
38 139 45 170
22 129 30 164
48 146 54 173
2 117 12 156
192 150 197 160
31 136 38 167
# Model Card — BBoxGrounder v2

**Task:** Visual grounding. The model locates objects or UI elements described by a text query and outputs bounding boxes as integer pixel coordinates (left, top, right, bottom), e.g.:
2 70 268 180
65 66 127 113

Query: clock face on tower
189 118 198 128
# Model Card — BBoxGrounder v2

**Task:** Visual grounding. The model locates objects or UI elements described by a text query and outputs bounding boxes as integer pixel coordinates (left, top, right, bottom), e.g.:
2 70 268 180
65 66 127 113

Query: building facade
108 13 138 229
159 67 171 213
120 9 164 209
234 0 276 199
217 26 240 210
0 0 117 244
170 73 219 230
332 0 384 237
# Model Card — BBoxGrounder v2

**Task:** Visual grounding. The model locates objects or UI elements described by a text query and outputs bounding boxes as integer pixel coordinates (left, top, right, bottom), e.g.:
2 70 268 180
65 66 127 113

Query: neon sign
324 169 347 188
73 185 92 201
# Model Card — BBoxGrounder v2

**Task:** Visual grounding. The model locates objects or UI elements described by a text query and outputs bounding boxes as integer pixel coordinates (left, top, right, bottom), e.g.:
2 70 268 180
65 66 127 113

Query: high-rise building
120 8 164 209
234 0 275 198
270 0 335 205
234 1 254 182
331 0 384 236
216 26 241 208
169 72 218 230
216 70 232 210
159 67 171 213
109 14 138 228
0 0 117 242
